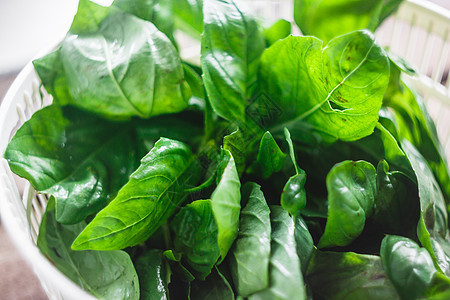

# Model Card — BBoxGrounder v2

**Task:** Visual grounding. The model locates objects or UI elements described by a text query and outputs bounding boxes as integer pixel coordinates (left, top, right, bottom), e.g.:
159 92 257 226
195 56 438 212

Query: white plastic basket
0 0 449 299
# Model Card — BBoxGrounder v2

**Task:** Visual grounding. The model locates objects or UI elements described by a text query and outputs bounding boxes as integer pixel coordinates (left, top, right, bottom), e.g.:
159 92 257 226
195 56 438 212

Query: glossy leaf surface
72 138 201 250
230 182 271 297
38 198 139 300
248 131 286 179
134 249 169 300
318 160 376 248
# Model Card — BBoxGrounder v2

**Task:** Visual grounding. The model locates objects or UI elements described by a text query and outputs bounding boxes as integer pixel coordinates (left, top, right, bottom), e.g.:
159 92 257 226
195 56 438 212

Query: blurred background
0 0 449 298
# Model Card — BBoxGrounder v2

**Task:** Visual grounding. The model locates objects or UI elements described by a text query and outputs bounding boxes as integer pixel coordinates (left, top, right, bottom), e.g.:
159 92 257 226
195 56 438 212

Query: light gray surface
0 74 47 300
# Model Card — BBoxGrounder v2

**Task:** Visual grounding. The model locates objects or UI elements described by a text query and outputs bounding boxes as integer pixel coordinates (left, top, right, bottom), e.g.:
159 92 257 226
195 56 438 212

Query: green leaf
190 267 235 300
38 198 139 300
294 0 402 43
249 206 305 300
380 235 437 300
373 160 420 237
33 49 73 105
281 174 307 217
72 138 201 250
173 0 203 38
230 182 271 297
171 200 220 279
5 105 139 224
211 149 241 260
259 31 389 142
134 249 169 300
223 129 247 177
294 216 314 274
201 0 265 124
402 140 449 274
264 19 291 46
307 250 400 300
69 0 111 34
318 160 377 248
113 0 175 42
248 131 286 179
61 11 190 119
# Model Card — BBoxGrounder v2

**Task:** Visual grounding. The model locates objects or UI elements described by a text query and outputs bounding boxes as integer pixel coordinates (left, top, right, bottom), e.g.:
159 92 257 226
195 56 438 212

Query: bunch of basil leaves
5 0 450 299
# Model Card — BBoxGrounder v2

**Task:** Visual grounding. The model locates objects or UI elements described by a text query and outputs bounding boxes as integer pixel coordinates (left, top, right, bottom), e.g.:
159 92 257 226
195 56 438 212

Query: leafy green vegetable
6 0 450 298
171 199 220 279
318 160 377 248
294 0 403 43
307 250 400 299
230 182 271 297
259 30 389 142
5 105 139 224
201 0 265 124
72 138 201 250
249 206 306 299
211 149 241 260
38 198 139 299
61 10 190 119
134 249 170 300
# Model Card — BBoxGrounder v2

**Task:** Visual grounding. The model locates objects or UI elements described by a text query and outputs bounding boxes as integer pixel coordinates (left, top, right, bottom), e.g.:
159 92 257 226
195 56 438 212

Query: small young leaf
281 173 307 217
230 182 271 297
38 198 139 300
248 131 286 179
264 19 291 46
211 149 241 260
72 138 201 250
318 160 377 248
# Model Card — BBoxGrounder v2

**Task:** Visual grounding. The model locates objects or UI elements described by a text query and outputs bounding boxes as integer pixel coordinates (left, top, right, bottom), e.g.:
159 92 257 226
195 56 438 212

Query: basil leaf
38 198 139 300
113 0 175 42
248 131 286 179
134 249 169 300
171 199 220 279
281 173 307 217
69 0 111 34
201 0 265 124
211 149 241 260
61 11 190 119
318 160 377 248
259 31 389 142
5 105 139 224
307 250 400 300
72 138 201 250
223 129 247 177
230 182 271 297
294 0 402 43
380 235 437 300
249 206 306 300
294 216 314 274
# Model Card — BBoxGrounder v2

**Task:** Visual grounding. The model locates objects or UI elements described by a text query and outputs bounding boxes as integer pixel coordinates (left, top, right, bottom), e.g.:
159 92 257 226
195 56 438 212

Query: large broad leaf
380 235 438 300
60 11 190 119
72 138 201 250
307 250 400 300
201 0 265 124
171 199 220 279
113 0 175 42
294 0 403 43
247 131 286 179
318 160 377 248
5 105 138 224
249 206 306 300
211 149 241 260
383 62 450 201
230 182 271 297
134 249 170 300
38 198 139 299
259 31 389 142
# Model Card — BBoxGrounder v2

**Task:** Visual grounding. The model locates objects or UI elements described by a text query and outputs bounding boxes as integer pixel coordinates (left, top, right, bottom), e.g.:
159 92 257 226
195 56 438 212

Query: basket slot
405 13 418 61
431 30 449 84
420 21 435 74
